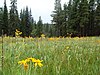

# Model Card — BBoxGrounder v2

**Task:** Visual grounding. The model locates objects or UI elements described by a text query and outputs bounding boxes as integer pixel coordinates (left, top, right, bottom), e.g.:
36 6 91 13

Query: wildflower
31 58 36 63
34 59 43 67
27 57 34 60
27 57 36 62
18 57 43 71
15 29 22 37
25 59 30 63
55 37 60 40
96 40 100 43
48 37 54 41
18 60 29 70
41 34 45 37
64 46 69 52
66 46 69 49
18 60 26 65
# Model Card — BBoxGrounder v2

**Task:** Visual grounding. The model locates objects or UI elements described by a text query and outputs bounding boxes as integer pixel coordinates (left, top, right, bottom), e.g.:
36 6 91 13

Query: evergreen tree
43 23 52 36
20 9 26 36
88 0 96 36
78 0 89 36
51 0 62 36
95 1 100 35
25 7 33 37
36 16 43 37
9 0 19 36
31 21 37 37
61 3 68 36
3 0 8 35
68 0 80 36
24 7 32 36
0 8 3 35
67 0 74 34
20 7 33 37
29 8 33 36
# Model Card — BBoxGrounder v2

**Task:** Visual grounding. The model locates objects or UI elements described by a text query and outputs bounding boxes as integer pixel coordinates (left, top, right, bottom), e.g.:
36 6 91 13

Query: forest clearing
0 36 100 75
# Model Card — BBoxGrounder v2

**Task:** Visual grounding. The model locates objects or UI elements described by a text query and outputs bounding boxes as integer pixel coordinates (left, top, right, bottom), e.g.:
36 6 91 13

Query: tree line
51 0 100 37
0 0 100 37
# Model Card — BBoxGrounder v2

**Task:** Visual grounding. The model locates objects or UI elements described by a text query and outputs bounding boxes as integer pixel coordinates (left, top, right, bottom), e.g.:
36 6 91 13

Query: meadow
0 36 100 75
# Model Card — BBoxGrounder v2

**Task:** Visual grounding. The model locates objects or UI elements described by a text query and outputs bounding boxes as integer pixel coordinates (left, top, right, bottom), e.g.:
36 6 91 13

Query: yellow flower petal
18 60 26 65
38 63 43 67
35 63 38 67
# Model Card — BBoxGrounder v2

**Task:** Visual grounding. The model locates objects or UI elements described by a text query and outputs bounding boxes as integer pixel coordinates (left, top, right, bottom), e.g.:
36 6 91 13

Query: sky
0 0 69 23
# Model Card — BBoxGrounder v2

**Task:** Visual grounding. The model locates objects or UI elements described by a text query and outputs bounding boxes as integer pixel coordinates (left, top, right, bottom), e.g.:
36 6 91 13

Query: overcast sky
0 0 69 23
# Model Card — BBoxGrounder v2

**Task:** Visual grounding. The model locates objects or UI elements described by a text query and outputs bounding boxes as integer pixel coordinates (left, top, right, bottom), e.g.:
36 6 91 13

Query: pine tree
31 20 37 37
95 1 100 35
29 8 33 36
51 0 62 36
0 8 3 36
61 3 68 36
20 9 26 36
68 0 80 36
9 0 19 36
88 0 96 36
67 0 74 34
3 0 8 35
20 7 33 37
24 7 33 37
78 0 89 36
36 16 43 37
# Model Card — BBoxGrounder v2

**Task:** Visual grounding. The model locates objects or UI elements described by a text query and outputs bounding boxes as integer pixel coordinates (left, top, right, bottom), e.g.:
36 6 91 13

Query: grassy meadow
0 36 100 75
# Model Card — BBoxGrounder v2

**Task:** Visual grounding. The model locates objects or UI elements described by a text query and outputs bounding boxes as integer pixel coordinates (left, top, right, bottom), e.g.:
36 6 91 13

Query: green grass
0 37 100 75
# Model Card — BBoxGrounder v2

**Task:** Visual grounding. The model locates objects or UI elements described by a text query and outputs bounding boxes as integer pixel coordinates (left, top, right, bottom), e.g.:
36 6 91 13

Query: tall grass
0 37 100 75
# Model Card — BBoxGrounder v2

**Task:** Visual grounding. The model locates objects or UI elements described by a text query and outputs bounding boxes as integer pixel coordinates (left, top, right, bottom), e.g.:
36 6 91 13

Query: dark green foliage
24 7 32 36
36 16 43 37
2 0 9 35
20 7 33 37
31 21 37 37
9 0 19 36
88 0 96 36
42 23 54 37
67 0 80 35
94 1 100 35
67 0 75 34
60 3 67 36
51 0 100 37
51 0 63 36
0 8 3 36
78 0 89 36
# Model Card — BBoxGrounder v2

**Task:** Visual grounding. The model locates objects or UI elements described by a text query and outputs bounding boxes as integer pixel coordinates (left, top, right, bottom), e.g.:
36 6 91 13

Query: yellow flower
15 32 19 36
26 57 36 62
18 60 29 70
48 37 54 41
15 29 22 37
18 60 26 65
31 58 36 62
66 46 69 49
25 59 30 63
19 32 22 35
27 57 33 60
18 57 43 71
16 29 20 32
41 34 45 37
34 59 43 67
